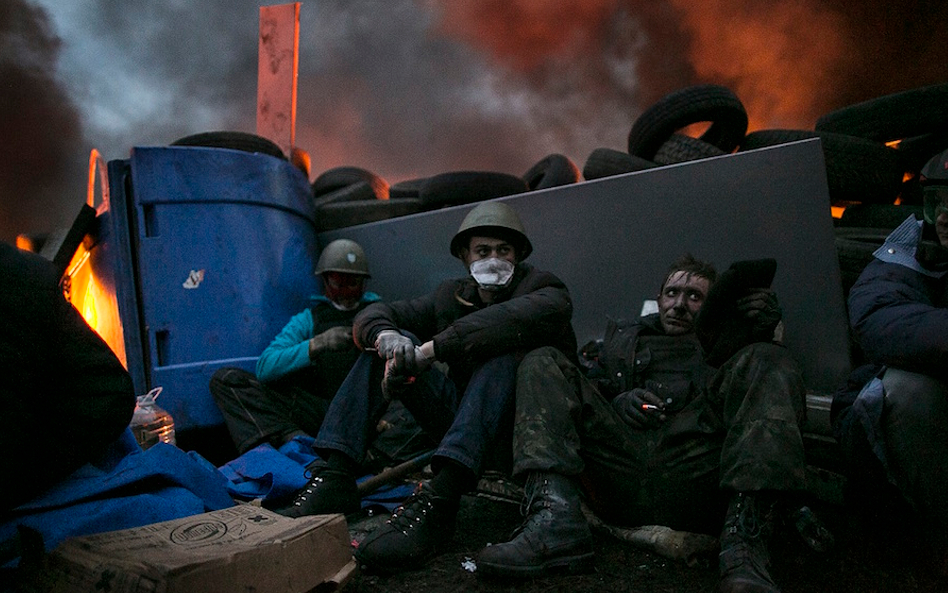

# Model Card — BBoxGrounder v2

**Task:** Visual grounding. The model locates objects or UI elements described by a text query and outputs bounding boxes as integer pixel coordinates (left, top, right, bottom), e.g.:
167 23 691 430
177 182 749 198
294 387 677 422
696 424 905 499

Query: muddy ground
342 492 945 593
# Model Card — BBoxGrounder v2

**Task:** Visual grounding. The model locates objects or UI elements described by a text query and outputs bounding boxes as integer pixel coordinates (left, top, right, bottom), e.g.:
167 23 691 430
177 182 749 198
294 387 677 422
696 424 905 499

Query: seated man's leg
881 368 948 536
279 352 389 517
356 353 517 572
709 342 806 593
209 367 299 455
479 346 629 577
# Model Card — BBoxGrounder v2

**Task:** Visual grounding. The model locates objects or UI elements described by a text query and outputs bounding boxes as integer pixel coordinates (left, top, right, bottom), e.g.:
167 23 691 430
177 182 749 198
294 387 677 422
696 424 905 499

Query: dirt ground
341 492 946 593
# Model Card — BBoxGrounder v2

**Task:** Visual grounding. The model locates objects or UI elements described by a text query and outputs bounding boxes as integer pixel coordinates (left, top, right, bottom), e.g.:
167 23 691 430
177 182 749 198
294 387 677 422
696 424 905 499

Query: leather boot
719 491 780 593
477 472 594 577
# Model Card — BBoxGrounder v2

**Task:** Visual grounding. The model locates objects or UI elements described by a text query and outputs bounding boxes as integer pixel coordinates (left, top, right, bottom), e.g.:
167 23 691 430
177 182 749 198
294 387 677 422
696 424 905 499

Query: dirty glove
308 326 353 358
381 343 416 400
375 330 412 359
612 388 666 430
736 288 781 340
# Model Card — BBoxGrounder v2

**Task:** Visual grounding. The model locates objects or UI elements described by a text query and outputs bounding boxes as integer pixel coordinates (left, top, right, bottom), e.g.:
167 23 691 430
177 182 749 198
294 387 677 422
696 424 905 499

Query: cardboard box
46 505 356 593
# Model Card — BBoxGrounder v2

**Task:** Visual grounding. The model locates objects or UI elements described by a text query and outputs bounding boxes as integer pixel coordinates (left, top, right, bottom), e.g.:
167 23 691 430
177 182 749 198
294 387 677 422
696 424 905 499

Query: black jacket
354 262 576 384
0 242 135 511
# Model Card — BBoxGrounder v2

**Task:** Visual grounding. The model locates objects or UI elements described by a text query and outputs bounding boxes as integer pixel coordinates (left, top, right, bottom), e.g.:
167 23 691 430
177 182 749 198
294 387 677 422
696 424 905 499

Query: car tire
815 83 948 142
739 129 906 205
522 154 580 190
627 84 748 159
582 147 658 180
314 199 424 231
653 133 727 165
170 131 286 160
311 166 389 201
418 171 528 209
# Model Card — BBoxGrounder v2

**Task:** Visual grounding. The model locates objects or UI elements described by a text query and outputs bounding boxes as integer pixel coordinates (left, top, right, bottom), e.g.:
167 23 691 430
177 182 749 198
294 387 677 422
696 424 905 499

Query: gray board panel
320 139 851 395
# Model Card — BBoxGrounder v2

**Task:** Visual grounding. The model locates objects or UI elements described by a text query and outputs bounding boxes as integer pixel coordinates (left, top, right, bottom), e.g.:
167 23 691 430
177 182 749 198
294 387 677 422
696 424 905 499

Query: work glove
612 388 666 430
375 330 413 359
308 326 353 358
736 288 781 341
380 342 435 399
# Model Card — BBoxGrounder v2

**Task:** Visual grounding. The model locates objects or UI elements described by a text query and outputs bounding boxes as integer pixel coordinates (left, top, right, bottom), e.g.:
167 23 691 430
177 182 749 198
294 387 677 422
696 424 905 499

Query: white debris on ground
461 557 477 572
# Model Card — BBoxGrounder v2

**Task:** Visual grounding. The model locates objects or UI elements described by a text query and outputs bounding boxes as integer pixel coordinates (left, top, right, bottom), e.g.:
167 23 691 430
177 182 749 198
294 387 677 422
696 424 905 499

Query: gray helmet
315 239 370 277
920 149 948 224
449 201 533 260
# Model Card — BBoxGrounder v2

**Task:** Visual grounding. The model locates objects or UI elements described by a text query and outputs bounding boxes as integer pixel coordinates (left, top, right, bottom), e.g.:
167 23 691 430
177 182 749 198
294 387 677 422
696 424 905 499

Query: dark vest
268 300 370 399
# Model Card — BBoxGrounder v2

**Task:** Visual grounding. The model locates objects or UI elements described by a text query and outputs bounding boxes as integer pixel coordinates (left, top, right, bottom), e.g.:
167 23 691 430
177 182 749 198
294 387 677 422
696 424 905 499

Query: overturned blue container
103 145 318 430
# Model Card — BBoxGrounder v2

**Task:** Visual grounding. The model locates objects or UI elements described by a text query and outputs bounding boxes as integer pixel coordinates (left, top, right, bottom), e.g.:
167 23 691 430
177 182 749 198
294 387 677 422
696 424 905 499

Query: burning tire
653 133 726 165
738 129 905 205
312 166 389 201
627 84 748 160
170 131 286 160
582 147 658 181
314 199 424 231
418 171 527 209
815 83 948 143
522 154 580 190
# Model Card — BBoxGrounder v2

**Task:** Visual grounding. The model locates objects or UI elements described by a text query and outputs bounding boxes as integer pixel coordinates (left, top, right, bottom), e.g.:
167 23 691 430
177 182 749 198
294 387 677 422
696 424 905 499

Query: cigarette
641 404 659 411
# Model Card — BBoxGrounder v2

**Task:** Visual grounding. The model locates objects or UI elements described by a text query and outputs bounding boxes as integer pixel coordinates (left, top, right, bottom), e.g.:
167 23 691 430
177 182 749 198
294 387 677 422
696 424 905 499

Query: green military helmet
920 148 948 224
315 239 370 277
449 201 533 260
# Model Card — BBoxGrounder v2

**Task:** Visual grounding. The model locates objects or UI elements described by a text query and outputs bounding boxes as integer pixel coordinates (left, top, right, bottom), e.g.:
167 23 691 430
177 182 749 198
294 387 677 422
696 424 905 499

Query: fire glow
65 245 127 369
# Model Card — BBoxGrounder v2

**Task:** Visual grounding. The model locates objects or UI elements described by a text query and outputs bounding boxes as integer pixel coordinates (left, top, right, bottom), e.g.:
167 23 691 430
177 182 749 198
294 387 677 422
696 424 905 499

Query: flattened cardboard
47 505 355 593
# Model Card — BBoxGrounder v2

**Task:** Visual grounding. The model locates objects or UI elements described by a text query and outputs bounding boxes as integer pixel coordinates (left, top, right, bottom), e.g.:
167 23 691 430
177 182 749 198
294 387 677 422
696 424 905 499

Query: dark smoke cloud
0 0 84 244
4 0 948 243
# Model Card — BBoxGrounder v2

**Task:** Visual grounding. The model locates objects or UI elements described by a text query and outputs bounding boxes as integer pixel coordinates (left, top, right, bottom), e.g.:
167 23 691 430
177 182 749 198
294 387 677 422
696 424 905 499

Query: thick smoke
4 0 948 243
0 0 84 244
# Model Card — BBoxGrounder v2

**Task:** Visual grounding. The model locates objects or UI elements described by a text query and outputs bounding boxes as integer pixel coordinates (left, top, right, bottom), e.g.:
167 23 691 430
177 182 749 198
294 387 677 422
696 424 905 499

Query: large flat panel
321 140 850 395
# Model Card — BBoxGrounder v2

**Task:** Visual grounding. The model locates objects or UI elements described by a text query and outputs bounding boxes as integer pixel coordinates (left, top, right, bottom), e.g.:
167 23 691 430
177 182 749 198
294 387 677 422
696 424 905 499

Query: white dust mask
469 258 515 291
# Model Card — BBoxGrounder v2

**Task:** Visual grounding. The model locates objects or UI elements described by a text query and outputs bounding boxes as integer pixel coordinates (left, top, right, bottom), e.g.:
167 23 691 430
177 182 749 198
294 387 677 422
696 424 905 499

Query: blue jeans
313 351 518 475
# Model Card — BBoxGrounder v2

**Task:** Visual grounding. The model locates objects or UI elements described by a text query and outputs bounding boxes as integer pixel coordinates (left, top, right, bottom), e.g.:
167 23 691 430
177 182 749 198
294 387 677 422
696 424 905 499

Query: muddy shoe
355 481 459 573
276 469 360 518
719 492 780 593
477 472 594 577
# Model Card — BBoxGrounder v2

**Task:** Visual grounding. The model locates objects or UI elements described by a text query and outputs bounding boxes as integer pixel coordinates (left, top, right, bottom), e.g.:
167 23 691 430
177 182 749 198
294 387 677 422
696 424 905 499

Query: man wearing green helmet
834 147 948 559
209 239 381 455
278 200 577 574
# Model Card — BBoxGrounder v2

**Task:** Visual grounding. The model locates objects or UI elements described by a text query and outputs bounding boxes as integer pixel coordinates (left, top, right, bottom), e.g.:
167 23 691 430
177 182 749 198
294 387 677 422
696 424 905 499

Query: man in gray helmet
210 239 380 455
834 147 948 558
278 200 577 575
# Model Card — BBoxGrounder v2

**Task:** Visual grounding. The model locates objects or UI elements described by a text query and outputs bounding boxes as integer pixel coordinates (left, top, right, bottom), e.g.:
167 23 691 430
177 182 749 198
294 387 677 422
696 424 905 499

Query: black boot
355 480 460 573
274 468 360 518
476 472 594 577
719 492 780 593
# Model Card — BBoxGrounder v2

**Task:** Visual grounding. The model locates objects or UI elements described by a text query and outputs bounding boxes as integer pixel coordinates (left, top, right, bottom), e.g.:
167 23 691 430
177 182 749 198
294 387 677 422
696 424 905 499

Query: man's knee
882 368 948 424
518 346 569 378
209 367 257 401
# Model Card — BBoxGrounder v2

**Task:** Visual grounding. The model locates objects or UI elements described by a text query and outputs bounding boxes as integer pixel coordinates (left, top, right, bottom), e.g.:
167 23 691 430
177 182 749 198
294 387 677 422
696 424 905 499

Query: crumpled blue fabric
1 429 234 558
218 435 416 510
852 374 892 481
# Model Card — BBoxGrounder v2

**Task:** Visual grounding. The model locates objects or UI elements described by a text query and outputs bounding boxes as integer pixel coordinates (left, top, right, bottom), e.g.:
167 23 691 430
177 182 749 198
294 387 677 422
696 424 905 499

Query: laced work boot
719 492 780 593
275 468 360 518
355 480 459 573
476 472 594 577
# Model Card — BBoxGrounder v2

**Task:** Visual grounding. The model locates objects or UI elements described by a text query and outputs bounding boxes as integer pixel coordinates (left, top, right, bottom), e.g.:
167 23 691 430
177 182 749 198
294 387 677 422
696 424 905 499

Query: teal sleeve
255 309 315 382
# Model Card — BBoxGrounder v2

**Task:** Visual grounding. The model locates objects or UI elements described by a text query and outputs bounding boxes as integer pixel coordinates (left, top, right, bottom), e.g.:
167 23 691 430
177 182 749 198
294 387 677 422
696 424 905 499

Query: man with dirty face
478 254 808 593
278 201 577 574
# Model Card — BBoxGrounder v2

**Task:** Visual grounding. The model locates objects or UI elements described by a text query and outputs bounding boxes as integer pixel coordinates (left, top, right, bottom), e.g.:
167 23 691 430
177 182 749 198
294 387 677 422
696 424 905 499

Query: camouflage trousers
513 344 806 534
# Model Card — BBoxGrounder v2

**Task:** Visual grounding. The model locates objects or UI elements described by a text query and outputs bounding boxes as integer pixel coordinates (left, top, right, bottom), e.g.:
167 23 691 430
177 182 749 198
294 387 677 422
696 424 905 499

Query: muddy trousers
839 368 948 535
209 367 331 455
513 344 806 535
314 351 517 475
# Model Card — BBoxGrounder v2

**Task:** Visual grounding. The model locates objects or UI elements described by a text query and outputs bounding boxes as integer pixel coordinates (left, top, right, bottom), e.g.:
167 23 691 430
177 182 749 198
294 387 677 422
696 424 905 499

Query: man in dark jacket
477 254 806 593
833 148 948 550
209 239 380 454
278 201 576 572
0 241 136 512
